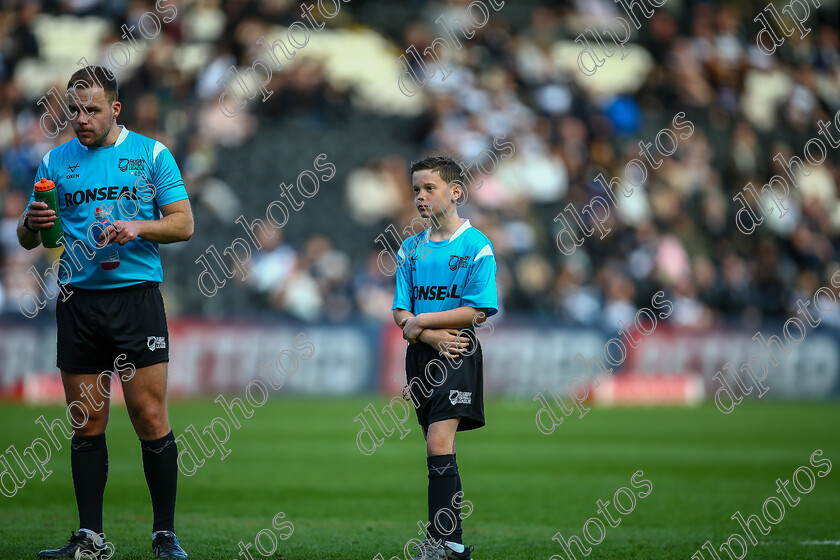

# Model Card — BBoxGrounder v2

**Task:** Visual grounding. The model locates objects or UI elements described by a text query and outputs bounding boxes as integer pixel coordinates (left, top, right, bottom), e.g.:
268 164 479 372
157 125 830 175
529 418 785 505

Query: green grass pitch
0 399 838 559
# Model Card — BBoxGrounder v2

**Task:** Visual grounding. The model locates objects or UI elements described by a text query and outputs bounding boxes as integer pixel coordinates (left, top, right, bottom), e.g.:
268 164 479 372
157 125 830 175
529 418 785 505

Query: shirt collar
425 219 471 243
77 124 128 150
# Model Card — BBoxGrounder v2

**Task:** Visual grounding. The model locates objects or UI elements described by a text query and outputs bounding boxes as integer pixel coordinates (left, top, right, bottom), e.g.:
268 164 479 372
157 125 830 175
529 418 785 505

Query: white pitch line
802 540 840 545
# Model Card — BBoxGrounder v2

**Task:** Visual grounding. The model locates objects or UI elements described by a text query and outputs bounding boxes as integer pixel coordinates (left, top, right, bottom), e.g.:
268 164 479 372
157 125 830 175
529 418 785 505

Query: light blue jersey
392 219 498 320
28 126 188 289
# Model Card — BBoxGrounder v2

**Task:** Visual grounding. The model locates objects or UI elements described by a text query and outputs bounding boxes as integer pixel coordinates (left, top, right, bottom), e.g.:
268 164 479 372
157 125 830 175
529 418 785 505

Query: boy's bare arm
393 308 415 328
394 308 471 357
394 308 419 343
401 306 486 341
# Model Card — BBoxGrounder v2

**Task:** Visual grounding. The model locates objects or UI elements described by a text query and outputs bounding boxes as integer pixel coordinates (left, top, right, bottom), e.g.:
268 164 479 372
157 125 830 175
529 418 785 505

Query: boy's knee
427 443 450 456
426 434 453 456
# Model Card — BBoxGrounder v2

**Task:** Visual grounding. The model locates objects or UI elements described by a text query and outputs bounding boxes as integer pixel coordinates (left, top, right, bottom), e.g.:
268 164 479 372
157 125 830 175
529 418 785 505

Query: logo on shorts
147 336 167 351
449 390 471 405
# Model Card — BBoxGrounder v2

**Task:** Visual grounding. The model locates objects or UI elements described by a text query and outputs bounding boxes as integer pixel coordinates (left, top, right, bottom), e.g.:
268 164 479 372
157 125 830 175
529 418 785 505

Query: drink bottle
33 178 64 248
91 208 120 270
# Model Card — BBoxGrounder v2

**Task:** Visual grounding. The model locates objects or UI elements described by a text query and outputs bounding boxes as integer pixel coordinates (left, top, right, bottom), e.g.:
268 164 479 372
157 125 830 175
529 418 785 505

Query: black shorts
405 331 485 432
56 281 169 374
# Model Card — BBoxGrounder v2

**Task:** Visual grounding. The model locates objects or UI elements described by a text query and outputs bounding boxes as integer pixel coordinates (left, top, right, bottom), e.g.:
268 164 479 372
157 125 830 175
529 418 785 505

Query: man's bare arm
106 199 194 245
17 201 56 250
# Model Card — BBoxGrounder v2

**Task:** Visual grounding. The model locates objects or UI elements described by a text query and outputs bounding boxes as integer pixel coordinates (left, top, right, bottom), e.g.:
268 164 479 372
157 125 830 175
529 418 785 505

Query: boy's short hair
410 156 464 188
67 65 119 103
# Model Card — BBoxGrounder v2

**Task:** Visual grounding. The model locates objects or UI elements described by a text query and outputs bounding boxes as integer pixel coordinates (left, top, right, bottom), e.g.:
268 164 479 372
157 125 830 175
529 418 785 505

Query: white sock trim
445 541 465 553
79 529 100 540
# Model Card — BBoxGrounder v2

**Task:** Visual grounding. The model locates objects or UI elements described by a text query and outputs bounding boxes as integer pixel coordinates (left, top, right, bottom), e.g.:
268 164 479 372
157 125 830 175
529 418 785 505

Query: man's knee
129 402 168 436
69 407 108 436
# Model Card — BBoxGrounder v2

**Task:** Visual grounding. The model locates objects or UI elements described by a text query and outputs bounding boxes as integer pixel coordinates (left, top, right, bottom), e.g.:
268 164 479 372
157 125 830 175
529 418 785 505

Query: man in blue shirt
392 156 498 560
17 66 193 559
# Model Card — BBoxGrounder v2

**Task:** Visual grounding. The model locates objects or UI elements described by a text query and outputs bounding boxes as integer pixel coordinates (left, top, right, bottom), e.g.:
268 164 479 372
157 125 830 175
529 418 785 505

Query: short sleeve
151 143 188 206
460 242 498 317
391 244 414 312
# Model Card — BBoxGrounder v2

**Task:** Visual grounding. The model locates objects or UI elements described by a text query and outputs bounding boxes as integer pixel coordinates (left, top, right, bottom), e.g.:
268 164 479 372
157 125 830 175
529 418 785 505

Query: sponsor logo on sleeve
147 336 167 351
449 390 472 405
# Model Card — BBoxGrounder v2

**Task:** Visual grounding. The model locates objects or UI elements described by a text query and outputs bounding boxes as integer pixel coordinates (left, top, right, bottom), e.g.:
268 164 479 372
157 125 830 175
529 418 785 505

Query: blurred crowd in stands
1 0 839 330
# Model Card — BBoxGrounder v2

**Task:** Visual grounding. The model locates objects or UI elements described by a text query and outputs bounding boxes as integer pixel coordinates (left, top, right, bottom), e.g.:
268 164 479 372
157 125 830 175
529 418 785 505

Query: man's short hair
67 66 118 103
410 156 464 188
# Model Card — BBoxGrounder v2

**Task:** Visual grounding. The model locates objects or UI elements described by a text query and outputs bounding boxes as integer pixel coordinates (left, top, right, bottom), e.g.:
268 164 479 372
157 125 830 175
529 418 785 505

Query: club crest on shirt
119 158 145 172
448 255 469 271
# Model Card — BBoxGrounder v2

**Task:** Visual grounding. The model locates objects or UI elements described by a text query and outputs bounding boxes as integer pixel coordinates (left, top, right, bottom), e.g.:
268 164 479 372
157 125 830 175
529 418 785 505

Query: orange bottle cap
34 178 55 192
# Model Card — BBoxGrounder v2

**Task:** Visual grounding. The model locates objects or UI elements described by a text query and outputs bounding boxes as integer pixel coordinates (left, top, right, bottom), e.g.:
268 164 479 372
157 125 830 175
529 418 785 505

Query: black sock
141 431 178 533
427 454 458 544
71 434 108 534
452 454 463 544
